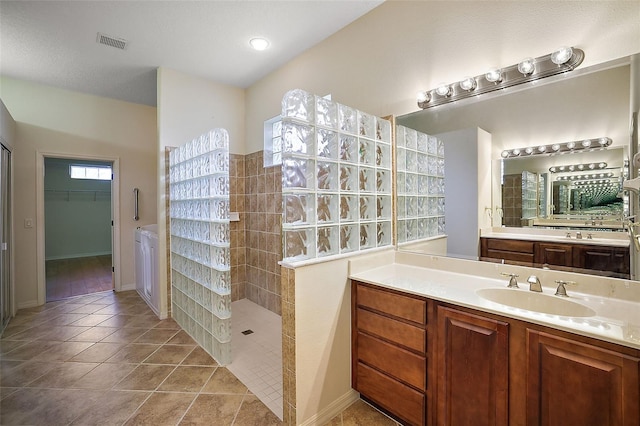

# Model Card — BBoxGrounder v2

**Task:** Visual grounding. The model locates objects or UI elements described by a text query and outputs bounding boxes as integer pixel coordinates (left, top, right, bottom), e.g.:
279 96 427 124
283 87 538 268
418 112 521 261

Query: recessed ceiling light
249 37 270 51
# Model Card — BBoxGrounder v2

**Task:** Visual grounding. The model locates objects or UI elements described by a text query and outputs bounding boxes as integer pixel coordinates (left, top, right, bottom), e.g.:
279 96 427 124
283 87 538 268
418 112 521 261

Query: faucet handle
554 280 576 297
500 272 519 288
527 275 543 292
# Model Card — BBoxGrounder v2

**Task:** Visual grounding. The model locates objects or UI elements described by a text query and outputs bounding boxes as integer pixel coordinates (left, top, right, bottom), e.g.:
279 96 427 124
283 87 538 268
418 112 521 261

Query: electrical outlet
24 218 33 228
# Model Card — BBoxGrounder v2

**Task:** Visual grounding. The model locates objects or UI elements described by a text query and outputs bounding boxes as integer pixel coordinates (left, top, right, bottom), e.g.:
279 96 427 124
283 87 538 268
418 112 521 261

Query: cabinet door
572 245 630 276
535 243 573 266
527 330 640 426
436 306 509 426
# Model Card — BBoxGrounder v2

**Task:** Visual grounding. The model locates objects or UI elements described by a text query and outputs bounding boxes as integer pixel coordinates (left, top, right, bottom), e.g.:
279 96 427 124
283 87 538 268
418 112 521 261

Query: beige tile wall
229 154 247 303
281 266 296 425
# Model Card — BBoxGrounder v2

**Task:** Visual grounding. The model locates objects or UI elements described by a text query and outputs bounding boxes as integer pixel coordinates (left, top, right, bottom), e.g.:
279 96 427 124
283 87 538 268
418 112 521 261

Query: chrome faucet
527 275 542 292
576 231 582 239
555 280 576 297
500 272 519 288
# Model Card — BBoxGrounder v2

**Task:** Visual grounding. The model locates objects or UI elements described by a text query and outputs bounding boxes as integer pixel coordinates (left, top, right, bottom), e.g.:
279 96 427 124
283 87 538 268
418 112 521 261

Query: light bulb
459 76 477 91
551 144 561 151
568 165 575 171
525 147 534 154
518 58 535 76
588 163 596 169
538 145 547 153
485 68 502 83
549 167 557 172
566 141 576 149
581 139 592 148
249 37 270 51
551 46 574 65
417 91 431 104
501 150 510 158
577 164 584 170
435 83 452 97
512 148 521 156
559 166 565 171
599 138 610 146
599 162 607 168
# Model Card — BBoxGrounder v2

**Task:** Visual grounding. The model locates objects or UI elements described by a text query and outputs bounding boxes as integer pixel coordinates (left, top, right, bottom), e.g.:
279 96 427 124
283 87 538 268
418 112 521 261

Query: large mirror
395 54 636 278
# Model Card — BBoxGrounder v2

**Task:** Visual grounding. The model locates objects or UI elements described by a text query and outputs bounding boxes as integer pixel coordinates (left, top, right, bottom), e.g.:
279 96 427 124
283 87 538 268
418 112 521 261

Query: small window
264 115 283 168
69 165 112 180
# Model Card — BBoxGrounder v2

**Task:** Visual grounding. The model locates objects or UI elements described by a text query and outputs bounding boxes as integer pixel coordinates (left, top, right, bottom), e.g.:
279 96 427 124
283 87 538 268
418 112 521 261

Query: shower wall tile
230 154 247 303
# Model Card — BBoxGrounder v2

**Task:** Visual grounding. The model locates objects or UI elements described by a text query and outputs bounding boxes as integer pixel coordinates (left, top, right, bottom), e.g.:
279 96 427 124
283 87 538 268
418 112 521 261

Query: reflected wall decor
169 129 231 364
280 89 393 261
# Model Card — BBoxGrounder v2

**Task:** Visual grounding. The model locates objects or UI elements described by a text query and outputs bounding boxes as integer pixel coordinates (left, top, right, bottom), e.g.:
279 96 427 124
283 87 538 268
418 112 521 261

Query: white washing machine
134 224 161 318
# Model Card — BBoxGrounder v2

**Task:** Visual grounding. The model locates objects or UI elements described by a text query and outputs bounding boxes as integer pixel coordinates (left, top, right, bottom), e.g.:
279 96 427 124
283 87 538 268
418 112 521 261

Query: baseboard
119 283 136 292
299 389 360 426
17 299 39 309
45 251 112 261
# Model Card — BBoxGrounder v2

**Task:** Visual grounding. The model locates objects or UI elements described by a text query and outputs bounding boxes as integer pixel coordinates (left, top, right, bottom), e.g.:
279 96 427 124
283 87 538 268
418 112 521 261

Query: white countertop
349 252 640 350
481 227 629 248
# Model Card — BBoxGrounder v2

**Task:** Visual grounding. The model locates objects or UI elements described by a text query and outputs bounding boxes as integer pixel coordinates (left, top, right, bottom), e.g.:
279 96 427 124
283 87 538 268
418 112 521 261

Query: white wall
0 77 157 307
0 99 16 150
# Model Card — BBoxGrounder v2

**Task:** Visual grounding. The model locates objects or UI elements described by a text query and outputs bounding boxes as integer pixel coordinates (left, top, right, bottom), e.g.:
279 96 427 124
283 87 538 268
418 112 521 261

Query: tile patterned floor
0 291 280 425
0 290 398 425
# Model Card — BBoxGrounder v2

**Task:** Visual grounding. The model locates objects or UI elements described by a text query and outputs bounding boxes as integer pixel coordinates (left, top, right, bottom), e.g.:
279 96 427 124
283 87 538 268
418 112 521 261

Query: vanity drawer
357 307 426 354
356 283 426 324
484 238 534 253
356 362 425 426
358 332 426 391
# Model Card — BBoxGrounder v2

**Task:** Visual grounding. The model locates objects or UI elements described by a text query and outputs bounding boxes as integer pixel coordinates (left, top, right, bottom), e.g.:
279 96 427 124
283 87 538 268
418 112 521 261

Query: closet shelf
45 189 111 201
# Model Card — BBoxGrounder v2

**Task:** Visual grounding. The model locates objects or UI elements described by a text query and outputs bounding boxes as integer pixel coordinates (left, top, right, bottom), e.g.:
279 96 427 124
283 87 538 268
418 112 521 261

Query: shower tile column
281 265 296 425
230 154 247 302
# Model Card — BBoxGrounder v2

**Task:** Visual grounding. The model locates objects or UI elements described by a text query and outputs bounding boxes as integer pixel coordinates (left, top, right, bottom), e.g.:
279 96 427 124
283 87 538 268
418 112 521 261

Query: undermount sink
476 288 596 317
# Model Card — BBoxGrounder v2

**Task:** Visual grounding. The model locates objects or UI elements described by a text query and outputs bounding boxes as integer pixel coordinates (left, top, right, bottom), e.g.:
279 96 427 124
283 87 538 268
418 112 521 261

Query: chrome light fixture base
417 47 585 109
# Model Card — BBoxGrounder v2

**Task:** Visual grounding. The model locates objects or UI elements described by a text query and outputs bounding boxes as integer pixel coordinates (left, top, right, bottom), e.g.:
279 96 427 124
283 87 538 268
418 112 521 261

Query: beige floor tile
125 315 162 329
106 343 160 363
97 315 137 328
2 340 61 361
69 314 114 327
158 366 215 392
100 327 148 343
36 325 90 341
69 390 150 425
27 361 98 388
341 400 398 426
68 304 107 314
0 361 60 388
0 339 28 356
68 326 119 342
4 325 52 341
201 367 248 394
33 341 95 361
113 364 176 391
47 313 89 326
1 388 103 425
72 362 137 389
323 414 343 426
181 346 218 366
70 342 126 362
179 393 244 425
134 328 179 344
0 386 19 401
233 394 283 425
0 359 23 372
144 344 194 365
167 330 196 345
124 391 196 425
154 317 182 330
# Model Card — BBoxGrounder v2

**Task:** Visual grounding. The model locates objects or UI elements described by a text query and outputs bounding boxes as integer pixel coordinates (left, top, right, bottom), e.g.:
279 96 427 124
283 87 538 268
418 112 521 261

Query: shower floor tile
229 299 283 420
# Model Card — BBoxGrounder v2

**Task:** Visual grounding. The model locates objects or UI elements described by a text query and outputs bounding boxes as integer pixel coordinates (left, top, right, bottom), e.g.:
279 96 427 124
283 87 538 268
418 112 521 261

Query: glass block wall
280 89 393 261
396 125 446 243
168 129 232 365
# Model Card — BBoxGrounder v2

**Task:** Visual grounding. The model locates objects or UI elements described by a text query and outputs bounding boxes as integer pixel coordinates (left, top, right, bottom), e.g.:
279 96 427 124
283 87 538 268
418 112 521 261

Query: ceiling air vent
96 32 128 50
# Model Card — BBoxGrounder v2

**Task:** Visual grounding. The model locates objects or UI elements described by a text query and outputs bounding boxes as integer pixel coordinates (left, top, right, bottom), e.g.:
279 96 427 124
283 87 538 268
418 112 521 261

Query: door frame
36 151 121 305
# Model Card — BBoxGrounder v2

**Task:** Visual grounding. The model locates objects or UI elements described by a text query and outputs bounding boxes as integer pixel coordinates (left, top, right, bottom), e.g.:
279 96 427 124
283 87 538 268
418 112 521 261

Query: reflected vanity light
549 162 608 173
417 46 584 109
501 137 612 159
556 173 615 181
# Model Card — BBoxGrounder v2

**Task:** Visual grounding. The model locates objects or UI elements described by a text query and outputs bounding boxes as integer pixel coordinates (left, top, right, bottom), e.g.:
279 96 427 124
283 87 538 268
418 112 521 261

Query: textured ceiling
0 1 383 106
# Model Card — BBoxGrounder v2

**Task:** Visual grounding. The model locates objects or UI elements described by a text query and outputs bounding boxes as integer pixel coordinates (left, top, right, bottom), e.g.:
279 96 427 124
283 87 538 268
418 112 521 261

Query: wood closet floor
46 255 113 302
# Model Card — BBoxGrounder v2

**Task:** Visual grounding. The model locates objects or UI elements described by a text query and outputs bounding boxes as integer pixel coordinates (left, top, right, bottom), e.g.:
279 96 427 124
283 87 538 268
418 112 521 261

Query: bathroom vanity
349 252 640 426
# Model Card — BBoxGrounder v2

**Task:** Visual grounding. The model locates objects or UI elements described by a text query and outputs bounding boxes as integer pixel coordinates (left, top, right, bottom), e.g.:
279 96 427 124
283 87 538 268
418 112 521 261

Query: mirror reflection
396 55 634 278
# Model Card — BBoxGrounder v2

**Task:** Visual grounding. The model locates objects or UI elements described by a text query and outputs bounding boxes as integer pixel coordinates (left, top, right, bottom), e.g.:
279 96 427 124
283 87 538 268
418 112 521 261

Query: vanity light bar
417 47 584 109
556 173 616 181
501 137 612 159
549 162 607 173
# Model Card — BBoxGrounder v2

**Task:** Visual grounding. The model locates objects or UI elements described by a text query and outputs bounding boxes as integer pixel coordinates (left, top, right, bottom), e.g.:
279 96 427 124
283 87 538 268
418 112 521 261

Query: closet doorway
43 157 114 301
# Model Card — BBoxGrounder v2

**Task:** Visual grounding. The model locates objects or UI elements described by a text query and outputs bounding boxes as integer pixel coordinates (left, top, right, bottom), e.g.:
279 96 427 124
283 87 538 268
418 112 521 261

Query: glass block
340 195 358 222
208 174 229 197
358 111 375 139
212 292 231 319
209 129 229 150
317 129 338 159
437 177 445 195
417 153 428 174
428 196 438 216
273 136 282 154
316 97 338 129
340 224 358 253
359 195 375 220
209 246 230 270
428 217 438 237
339 165 357 192
376 118 391 143
359 222 375 249
406 219 418 241
397 172 406 195
397 147 406 170
283 228 316 260
405 128 417 150
273 120 282 138
317 194 339 224
317 161 339 191
397 195 406 219
438 216 446 234
406 150 417 173
282 157 315 190
417 132 428 152
317 226 339 257
359 139 375 165
428 156 437 175
377 221 392 246
406 173 417 195
209 198 229 220
397 220 406 243
406 196 418 217
339 104 357 135
210 269 231 295
417 197 428 217
377 196 392 219
418 218 428 238
376 170 391 193
376 143 391 168
283 121 313 155
339 135 358 163
437 158 445 177
359 167 375 193
283 193 315 225
208 222 229 245
428 135 438 155
437 138 445 157
282 89 315 122
438 197 446 215
211 151 229 173
429 176 437 195
396 126 406 148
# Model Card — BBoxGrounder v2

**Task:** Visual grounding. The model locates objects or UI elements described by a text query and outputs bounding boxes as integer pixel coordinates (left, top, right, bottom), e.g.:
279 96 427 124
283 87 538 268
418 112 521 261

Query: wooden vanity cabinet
352 280 640 426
